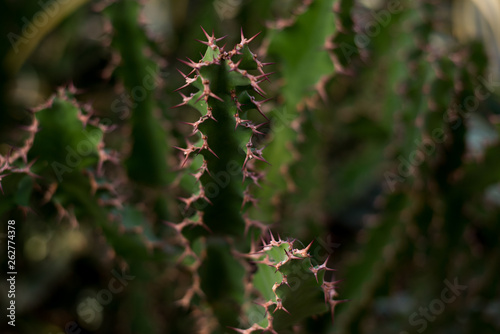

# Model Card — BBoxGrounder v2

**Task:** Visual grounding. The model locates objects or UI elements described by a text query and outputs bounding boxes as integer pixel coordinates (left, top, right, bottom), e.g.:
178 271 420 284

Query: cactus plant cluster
2 0 500 333
330 1 500 333
235 233 345 333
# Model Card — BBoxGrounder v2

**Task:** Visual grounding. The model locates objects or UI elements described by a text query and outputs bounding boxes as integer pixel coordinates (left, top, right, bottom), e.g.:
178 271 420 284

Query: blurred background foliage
1 0 500 333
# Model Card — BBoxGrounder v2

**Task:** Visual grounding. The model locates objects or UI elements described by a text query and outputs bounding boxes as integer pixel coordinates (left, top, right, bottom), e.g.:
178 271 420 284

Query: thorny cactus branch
169 27 344 333
173 26 272 236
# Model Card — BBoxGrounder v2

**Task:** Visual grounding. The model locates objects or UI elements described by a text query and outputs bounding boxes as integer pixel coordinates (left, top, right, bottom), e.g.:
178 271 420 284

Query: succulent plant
232 233 345 333
168 27 343 333
104 0 171 187
3 1 499 333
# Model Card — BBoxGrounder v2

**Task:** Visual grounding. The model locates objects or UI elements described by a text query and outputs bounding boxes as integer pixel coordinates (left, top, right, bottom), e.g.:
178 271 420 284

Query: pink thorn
269 230 276 243
229 58 243 72
240 28 262 45
256 71 275 80
178 57 203 70
206 146 219 159
209 91 224 102
200 25 211 40
176 68 188 78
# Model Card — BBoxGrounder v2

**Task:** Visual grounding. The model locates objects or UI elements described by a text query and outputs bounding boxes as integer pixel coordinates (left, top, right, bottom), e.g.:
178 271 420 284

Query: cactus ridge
251 0 337 231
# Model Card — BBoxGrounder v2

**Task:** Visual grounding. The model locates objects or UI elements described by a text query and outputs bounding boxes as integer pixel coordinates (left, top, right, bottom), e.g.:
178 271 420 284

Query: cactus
333 2 500 333
1 87 165 260
232 234 345 333
21 88 163 256
0 90 170 309
104 0 170 187
169 26 274 331
250 0 336 234
0 87 107 217
172 26 271 236
168 27 343 332
3 0 500 333
0 87 171 332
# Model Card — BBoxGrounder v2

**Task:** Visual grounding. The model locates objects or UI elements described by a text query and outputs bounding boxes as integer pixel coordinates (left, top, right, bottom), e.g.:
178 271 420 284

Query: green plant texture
1 0 500 334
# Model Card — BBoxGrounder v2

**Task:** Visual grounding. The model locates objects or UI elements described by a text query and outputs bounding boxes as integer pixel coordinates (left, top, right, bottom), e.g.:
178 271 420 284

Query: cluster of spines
232 233 345 333
165 215 207 308
0 120 38 188
0 148 38 208
0 145 40 216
